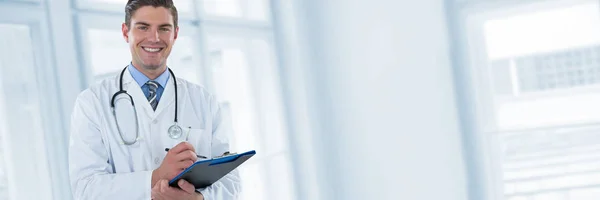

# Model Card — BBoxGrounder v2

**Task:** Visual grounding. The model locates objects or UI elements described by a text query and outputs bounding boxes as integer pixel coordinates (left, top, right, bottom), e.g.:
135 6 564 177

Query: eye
160 28 170 32
138 26 148 31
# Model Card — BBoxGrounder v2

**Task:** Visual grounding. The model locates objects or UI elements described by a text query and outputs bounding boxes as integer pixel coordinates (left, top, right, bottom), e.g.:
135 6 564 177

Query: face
122 6 178 71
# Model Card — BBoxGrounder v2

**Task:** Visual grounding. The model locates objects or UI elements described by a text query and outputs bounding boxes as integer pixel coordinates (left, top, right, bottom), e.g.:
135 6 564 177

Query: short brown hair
125 0 179 29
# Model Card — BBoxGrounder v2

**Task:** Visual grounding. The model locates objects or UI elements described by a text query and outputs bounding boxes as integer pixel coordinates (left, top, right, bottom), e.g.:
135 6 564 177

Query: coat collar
121 67 177 119
128 64 170 89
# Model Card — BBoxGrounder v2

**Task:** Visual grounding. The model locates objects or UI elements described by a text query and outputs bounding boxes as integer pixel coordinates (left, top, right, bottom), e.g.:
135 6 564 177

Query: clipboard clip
214 151 237 159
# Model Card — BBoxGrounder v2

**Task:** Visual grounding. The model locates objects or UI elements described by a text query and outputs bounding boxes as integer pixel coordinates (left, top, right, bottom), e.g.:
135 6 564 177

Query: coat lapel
122 69 154 119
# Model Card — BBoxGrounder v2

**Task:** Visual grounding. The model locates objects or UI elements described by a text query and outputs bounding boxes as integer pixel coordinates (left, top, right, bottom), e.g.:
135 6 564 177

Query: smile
142 47 164 53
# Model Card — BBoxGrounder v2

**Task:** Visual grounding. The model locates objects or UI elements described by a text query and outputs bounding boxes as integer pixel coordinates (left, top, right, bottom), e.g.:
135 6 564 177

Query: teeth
143 47 161 52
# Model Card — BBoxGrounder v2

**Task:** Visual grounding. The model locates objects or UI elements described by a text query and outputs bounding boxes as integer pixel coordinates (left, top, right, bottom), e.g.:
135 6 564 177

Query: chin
141 62 163 70
144 65 160 70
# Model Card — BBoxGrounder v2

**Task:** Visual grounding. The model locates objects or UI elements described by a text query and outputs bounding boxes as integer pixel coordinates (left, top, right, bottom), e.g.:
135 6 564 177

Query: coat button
153 119 158 124
154 157 160 165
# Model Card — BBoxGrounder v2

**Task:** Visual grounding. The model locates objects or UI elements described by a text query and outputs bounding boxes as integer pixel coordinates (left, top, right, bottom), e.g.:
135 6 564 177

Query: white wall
276 0 469 199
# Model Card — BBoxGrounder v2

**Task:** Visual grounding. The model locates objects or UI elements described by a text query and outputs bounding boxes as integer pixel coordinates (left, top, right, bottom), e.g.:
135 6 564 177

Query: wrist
151 169 160 187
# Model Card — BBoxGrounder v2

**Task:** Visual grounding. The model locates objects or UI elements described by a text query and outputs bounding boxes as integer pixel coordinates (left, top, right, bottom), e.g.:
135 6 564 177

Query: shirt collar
127 63 170 88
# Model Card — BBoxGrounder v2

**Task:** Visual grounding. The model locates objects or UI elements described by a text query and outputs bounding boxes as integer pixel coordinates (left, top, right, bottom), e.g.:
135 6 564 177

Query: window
202 0 271 21
77 14 201 85
84 28 201 84
463 0 600 199
206 30 294 200
6 0 39 2
0 23 53 200
87 28 130 77
76 0 195 15
0 93 7 200
167 33 203 85
0 2 75 200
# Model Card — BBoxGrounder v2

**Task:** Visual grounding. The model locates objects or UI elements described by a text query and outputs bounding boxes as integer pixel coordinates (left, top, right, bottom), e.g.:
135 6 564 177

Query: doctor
68 0 240 199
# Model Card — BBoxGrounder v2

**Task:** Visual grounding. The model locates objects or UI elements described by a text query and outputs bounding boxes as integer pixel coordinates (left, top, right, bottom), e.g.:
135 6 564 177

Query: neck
131 62 166 80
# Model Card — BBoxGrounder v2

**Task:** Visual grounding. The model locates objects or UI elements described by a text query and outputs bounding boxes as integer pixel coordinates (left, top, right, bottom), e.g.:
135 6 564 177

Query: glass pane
569 187 600 200
0 24 52 200
202 0 270 21
248 39 288 154
87 29 130 79
238 163 265 200
86 29 200 84
168 36 202 85
207 34 294 199
207 37 260 153
266 154 295 200
484 3 600 60
84 0 194 13
87 0 124 4
0 108 6 200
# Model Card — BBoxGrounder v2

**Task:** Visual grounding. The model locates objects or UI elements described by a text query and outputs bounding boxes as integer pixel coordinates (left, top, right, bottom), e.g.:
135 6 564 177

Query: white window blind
490 46 600 93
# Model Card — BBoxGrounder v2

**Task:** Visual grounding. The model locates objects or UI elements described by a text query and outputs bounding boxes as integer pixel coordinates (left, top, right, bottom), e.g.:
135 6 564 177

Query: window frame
73 0 198 20
75 13 201 85
202 25 295 199
0 3 66 200
463 0 600 131
75 13 127 84
196 0 274 26
203 24 280 155
3 0 39 3
456 0 600 199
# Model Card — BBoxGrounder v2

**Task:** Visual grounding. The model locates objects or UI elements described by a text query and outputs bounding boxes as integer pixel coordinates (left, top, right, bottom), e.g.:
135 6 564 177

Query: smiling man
124 0 175 76
68 0 241 200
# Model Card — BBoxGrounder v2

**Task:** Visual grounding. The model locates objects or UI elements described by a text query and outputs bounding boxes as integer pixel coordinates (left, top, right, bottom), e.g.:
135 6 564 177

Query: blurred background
1 0 600 200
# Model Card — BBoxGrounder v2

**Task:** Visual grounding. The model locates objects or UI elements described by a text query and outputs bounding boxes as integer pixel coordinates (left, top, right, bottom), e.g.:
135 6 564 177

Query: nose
147 29 160 42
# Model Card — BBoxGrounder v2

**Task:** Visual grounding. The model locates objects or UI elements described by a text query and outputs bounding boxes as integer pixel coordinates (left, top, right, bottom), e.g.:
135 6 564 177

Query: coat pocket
185 127 212 159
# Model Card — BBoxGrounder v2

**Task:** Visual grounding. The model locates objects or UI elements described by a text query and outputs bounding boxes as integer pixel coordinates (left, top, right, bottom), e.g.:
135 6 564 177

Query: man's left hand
151 179 204 200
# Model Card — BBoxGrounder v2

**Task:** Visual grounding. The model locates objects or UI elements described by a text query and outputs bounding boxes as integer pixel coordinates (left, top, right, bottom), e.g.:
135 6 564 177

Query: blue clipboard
168 150 256 189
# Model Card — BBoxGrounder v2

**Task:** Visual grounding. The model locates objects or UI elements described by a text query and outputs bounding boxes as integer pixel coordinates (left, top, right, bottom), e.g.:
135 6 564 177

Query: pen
164 148 207 159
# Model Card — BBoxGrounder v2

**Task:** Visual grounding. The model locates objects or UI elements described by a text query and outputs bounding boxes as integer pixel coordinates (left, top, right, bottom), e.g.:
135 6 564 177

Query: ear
122 23 129 43
174 26 179 40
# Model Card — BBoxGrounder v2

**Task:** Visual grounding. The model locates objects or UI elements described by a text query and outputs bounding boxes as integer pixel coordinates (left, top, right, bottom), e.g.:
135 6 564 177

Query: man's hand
151 179 204 200
152 142 197 187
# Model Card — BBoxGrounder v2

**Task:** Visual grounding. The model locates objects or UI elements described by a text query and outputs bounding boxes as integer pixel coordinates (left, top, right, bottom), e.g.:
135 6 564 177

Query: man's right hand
152 142 198 187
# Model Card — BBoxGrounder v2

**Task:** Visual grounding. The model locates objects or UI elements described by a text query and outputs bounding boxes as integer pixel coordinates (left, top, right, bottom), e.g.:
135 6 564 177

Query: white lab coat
68 69 240 200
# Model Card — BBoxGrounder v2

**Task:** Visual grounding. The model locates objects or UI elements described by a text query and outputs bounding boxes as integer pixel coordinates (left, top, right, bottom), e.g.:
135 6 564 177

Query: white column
275 0 469 199
44 0 82 199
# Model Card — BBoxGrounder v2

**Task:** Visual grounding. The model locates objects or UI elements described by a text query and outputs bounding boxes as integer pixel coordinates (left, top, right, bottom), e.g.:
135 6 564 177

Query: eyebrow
134 22 173 28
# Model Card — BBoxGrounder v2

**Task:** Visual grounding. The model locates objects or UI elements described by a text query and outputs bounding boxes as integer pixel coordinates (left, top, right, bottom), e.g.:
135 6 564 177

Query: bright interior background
1 0 600 200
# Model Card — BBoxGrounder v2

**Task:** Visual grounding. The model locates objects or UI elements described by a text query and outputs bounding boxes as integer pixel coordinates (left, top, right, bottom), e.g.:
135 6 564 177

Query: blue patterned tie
146 80 159 110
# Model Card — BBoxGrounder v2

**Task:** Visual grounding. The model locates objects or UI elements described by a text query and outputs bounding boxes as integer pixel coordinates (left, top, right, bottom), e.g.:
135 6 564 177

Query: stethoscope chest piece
168 123 183 139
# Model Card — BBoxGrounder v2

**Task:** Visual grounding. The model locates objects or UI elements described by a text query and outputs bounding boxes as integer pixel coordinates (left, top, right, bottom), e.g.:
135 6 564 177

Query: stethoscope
111 66 183 145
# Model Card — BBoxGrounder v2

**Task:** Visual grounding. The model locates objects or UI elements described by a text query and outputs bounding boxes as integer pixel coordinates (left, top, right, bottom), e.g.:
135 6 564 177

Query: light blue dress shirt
127 64 170 103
